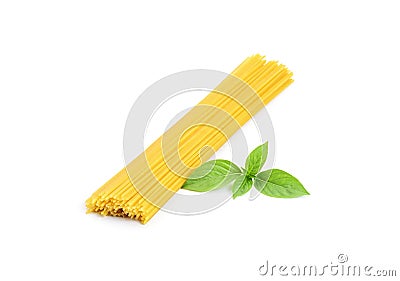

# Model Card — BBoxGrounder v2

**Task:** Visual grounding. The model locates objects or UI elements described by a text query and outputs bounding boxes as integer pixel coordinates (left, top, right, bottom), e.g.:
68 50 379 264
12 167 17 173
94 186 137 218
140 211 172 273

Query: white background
1 1 399 280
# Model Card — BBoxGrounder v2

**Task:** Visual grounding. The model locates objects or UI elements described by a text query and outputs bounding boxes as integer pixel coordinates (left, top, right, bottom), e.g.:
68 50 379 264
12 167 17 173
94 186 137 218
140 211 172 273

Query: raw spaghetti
86 54 293 224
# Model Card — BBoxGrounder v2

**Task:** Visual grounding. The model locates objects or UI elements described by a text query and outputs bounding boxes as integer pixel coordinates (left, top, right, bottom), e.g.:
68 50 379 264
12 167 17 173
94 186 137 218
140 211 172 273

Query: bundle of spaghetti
86 54 293 224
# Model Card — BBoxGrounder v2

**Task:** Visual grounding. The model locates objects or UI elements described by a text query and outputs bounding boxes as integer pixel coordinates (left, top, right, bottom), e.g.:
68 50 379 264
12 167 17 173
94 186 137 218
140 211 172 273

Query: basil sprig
182 160 242 192
181 142 309 199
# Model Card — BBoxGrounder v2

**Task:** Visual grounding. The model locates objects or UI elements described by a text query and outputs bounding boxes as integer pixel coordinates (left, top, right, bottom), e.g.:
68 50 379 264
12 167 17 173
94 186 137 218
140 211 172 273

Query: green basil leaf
254 169 309 198
232 175 253 199
245 142 268 177
182 160 242 192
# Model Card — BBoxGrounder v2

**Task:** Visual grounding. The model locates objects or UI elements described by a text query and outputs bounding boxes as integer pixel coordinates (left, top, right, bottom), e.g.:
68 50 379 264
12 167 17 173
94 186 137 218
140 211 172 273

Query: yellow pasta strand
85 54 293 224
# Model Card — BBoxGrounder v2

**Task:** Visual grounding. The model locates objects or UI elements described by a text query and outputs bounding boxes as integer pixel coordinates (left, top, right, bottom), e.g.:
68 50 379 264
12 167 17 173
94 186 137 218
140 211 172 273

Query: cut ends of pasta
85 54 293 224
